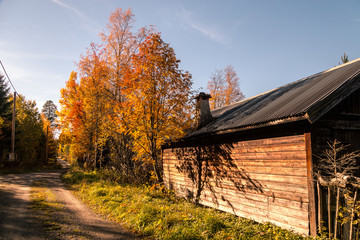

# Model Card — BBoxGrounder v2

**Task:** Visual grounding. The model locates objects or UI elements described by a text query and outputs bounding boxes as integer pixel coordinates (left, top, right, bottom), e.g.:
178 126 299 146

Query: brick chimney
195 92 213 129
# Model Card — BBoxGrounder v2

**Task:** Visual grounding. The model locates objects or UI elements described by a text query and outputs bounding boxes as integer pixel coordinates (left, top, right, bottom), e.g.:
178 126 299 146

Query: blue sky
1 0 360 109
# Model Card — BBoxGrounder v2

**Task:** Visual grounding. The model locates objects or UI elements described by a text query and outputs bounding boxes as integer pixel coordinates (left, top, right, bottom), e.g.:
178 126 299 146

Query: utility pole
9 91 16 161
45 125 49 162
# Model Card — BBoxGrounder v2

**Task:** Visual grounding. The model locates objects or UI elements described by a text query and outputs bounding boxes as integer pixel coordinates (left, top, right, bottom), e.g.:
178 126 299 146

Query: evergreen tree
42 100 57 124
340 53 349 65
0 74 12 163
0 74 12 119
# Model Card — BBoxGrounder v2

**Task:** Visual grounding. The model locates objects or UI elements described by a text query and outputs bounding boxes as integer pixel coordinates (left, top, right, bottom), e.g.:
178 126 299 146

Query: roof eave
306 71 360 123
179 114 309 143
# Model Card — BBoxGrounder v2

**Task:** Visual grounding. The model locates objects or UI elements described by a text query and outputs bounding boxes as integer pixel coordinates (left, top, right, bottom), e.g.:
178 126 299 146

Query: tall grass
62 168 315 240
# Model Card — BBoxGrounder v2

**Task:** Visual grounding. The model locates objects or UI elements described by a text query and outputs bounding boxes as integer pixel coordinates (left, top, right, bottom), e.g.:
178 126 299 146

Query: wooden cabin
162 59 360 236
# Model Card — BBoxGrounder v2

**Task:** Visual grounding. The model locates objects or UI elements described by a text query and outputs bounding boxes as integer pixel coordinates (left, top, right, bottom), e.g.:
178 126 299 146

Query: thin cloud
177 7 230 45
52 0 86 20
51 0 101 33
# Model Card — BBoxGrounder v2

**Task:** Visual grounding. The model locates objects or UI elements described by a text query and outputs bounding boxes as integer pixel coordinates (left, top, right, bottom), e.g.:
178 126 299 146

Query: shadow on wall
173 143 263 211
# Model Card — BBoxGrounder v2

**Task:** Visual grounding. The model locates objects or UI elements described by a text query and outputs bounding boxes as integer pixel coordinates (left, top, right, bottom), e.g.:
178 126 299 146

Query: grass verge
62 167 320 240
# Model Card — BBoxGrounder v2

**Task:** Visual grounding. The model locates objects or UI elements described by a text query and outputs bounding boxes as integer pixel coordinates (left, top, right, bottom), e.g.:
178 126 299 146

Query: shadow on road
0 169 138 240
0 185 45 239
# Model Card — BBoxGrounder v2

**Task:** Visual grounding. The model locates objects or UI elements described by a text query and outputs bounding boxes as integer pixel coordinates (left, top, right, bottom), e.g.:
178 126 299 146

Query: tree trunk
99 145 103 170
94 143 97 170
45 125 49 163
317 177 322 232
334 187 340 239
153 162 163 183
151 148 163 184
350 190 358 240
328 186 331 238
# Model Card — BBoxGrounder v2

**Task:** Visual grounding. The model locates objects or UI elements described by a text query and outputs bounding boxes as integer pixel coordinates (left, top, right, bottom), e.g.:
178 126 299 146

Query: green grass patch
62 168 321 240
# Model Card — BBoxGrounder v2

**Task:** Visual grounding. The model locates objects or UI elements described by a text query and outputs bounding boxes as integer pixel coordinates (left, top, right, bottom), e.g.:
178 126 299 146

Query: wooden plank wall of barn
163 134 310 235
312 88 360 155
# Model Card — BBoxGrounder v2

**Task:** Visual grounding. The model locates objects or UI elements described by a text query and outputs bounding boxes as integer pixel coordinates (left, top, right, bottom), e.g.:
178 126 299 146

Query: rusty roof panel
188 58 360 138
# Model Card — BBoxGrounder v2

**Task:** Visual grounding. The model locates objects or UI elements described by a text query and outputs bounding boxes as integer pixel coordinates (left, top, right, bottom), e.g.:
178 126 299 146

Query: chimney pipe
195 92 212 129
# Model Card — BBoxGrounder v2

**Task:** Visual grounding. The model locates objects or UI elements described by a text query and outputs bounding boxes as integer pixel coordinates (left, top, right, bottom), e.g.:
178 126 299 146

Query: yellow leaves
207 65 244 109
58 8 193 180
121 33 193 167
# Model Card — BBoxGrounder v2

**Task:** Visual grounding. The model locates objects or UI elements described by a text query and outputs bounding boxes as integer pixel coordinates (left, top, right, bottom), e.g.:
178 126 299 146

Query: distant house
162 59 360 236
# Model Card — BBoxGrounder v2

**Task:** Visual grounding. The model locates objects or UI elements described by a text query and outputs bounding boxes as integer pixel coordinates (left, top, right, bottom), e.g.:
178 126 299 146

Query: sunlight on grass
62 168 321 240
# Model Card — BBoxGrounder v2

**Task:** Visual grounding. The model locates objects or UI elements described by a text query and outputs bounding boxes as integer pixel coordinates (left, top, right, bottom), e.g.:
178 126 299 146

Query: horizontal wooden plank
164 152 307 162
164 163 306 177
164 171 309 197
164 162 307 177
164 158 307 167
231 152 307 160
231 145 306 154
166 177 309 204
165 169 308 186
212 201 309 235
229 159 306 168
233 135 305 147
164 152 307 161
199 189 308 220
200 198 309 232
203 186 308 210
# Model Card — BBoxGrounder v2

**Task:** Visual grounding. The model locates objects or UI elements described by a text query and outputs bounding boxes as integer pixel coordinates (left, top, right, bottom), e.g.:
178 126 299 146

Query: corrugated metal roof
188 58 360 138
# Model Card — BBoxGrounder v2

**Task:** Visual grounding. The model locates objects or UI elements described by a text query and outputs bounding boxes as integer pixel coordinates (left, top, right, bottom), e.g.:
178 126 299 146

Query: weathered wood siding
312 88 360 155
163 134 310 235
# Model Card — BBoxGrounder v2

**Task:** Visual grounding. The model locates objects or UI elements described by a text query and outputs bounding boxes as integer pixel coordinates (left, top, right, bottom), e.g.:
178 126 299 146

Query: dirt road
0 169 138 240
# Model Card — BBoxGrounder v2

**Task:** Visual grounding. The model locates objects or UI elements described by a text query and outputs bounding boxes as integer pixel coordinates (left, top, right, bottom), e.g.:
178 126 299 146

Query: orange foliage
207 65 244 109
121 33 193 182
58 9 193 181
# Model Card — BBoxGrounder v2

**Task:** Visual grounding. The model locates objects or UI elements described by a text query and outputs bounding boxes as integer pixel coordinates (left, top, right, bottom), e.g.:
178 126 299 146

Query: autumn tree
122 33 193 183
78 43 111 168
207 65 244 109
207 69 225 109
100 8 149 99
58 8 193 183
58 71 85 163
100 8 152 172
58 8 147 170
14 94 46 166
41 112 57 163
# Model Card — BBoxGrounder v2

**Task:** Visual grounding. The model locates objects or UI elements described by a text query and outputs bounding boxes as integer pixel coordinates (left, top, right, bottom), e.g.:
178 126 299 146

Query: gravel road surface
0 168 138 240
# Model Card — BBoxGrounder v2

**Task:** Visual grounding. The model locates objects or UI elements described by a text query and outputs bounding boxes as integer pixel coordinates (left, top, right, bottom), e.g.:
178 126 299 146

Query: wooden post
9 92 16 161
305 133 317 236
317 172 322 232
350 190 358 240
328 186 331 238
334 187 340 239
45 125 49 162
